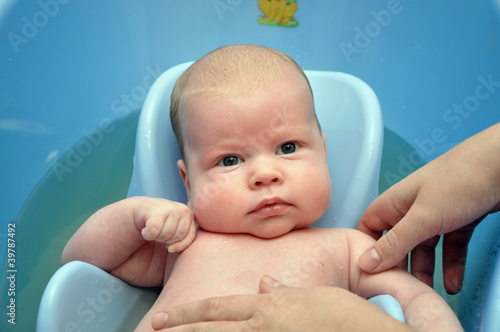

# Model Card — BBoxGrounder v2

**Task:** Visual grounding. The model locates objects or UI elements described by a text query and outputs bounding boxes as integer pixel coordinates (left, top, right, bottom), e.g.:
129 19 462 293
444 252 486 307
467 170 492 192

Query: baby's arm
61 196 196 287
344 229 463 331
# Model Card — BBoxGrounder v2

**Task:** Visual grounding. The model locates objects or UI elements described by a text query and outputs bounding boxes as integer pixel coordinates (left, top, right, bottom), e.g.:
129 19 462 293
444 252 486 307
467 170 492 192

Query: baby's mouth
250 198 292 217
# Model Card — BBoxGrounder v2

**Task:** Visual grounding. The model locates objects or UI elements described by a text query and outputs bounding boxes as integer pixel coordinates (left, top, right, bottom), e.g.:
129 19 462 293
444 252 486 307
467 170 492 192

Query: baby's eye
219 156 242 167
277 142 298 155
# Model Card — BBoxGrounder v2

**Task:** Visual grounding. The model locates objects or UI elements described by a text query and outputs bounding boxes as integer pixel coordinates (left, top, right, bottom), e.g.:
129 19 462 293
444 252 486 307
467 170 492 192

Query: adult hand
152 275 411 331
357 123 500 294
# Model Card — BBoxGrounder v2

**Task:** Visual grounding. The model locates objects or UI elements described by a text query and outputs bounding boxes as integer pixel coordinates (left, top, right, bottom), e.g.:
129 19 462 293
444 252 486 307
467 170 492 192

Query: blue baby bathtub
1 1 499 331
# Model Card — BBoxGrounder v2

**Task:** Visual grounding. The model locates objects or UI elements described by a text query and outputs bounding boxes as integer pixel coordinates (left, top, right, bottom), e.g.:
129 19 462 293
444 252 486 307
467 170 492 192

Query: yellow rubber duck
258 0 298 27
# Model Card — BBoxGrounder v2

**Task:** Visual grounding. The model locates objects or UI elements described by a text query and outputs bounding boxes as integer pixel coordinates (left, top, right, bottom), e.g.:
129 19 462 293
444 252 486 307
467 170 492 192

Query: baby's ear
177 159 191 198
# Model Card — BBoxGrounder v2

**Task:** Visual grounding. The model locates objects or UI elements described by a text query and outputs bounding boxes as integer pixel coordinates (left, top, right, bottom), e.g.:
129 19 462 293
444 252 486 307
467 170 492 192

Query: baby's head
170 45 321 158
171 45 331 238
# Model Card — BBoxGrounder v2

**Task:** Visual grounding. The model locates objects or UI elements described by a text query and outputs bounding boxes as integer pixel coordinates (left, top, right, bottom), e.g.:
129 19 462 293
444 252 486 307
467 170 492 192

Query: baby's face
178 72 331 238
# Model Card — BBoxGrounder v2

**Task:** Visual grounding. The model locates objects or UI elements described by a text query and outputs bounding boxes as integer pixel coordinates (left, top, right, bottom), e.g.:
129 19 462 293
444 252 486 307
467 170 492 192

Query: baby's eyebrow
197 140 249 161
271 127 317 139
197 126 316 155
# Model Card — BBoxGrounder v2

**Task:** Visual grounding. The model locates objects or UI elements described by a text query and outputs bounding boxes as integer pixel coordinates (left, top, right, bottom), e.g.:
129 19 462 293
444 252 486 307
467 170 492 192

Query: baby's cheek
189 179 218 209
189 186 224 229
307 169 331 218
192 188 242 234
191 208 221 233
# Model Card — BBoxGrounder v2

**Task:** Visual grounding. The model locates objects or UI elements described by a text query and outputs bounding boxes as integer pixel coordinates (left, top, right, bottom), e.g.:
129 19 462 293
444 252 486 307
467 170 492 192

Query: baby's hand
134 197 197 253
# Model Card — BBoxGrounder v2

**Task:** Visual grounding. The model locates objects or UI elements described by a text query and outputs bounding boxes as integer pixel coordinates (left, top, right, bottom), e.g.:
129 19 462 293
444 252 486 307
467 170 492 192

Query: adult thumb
259 275 284 294
358 223 419 273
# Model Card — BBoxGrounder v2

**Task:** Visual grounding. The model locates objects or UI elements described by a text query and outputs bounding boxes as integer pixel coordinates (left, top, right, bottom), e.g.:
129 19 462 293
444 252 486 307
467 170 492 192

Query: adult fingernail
358 248 381 272
151 312 168 329
262 275 282 288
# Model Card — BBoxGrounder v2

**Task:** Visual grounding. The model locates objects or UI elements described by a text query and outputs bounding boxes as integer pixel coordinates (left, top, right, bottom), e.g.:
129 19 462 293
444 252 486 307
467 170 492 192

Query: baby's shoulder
270 227 353 253
295 226 373 241
294 227 377 253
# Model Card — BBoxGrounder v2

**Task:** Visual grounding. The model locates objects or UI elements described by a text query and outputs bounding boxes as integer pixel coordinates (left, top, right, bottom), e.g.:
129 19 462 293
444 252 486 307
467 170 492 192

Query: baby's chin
196 218 316 239
247 222 313 239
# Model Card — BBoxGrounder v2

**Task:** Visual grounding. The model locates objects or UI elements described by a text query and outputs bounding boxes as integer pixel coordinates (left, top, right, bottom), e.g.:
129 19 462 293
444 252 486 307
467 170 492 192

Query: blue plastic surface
369 294 405 323
1 1 500 331
36 261 159 332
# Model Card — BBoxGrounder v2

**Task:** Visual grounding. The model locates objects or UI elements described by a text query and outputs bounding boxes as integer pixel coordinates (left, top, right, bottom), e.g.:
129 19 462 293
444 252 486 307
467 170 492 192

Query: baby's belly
158 228 349 308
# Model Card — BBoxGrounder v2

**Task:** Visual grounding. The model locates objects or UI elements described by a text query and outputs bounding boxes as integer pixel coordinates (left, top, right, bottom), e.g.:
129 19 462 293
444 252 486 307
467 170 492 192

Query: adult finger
356 190 410 240
358 208 438 273
409 235 440 288
156 321 251 332
442 218 481 294
154 295 258 329
258 274 283 294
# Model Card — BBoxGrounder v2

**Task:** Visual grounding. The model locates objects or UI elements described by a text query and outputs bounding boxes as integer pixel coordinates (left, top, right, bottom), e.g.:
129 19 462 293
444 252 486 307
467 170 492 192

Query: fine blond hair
170 44 318 158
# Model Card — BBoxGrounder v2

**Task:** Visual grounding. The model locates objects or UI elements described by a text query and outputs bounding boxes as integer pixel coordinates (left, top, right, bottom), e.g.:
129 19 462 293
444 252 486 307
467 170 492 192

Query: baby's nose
249 161 284 189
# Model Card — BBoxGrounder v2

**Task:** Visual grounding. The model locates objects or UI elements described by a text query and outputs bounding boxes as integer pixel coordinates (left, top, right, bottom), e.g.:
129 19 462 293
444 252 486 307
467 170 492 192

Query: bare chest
160 228 351 307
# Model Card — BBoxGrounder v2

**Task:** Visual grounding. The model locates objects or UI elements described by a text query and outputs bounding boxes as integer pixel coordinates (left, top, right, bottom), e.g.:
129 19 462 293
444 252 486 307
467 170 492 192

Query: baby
62 45 463 331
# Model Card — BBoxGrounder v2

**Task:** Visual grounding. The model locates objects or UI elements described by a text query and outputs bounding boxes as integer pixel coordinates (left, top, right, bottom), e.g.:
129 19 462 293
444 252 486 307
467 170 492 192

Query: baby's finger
164 210 194 244
141 215 166 241
154 214 183 244
167 218 197 253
